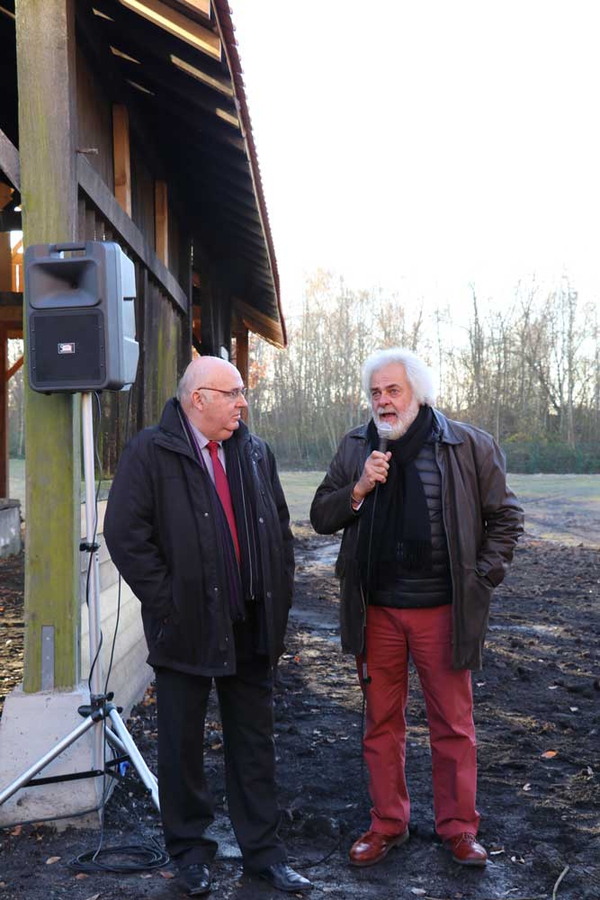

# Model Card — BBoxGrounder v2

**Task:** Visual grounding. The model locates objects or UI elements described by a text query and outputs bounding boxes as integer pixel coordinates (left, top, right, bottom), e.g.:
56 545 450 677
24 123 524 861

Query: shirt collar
186 417 218 450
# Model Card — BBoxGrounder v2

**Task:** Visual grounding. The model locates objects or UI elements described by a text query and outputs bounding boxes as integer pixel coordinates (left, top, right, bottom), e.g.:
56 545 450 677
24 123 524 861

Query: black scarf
357 405 434 595
224 429 263 606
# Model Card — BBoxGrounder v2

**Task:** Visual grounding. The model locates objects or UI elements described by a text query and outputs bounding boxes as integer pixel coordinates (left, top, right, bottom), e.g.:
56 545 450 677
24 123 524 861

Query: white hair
176 366 195 406
361 348 436 405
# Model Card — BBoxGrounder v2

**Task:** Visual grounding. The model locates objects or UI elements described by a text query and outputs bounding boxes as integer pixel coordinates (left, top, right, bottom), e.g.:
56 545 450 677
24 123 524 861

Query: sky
232 1 600 319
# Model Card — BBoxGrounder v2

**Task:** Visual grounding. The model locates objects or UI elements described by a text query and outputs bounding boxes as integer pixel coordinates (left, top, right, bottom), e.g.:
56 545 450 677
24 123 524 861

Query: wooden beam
0 292 19 321
112 104 132 216
233 324 248 422
0 183 14 210
118 0 221 60
0 325 7 497
154 179 168 265
6 355 23 381
0 128 20 191
0 232 11 292
234 297 285 349
16 0 81 691
77 155 187 313
84 0 225 87
171 0 211 20
11 238 22 293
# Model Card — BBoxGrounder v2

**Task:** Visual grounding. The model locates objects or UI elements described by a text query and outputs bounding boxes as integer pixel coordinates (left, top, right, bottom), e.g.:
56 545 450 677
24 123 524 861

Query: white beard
373 400 421 440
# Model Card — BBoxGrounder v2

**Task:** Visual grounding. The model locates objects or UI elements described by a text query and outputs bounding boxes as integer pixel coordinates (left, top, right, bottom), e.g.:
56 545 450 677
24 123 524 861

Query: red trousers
358 604 480 840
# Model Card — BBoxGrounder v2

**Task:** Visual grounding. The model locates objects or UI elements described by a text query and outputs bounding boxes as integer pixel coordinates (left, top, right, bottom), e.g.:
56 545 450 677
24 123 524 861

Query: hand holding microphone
352 421 393 504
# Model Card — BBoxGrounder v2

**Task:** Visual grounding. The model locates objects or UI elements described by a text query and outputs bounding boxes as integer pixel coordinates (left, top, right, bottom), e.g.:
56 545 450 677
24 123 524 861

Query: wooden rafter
234 297 285 349
110 49 239 128
118 0 221 60
172 0 211 20
170 53 232 97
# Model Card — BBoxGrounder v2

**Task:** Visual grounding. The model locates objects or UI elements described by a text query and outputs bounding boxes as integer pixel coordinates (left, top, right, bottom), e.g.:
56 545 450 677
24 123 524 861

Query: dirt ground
0 522 599 900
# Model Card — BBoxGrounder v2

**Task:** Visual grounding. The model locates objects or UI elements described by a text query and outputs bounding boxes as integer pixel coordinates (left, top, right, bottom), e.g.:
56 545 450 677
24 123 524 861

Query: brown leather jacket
310 410 524 670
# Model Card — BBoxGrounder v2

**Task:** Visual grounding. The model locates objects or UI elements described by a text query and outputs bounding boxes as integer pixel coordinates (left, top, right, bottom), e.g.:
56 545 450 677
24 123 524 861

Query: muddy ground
0 524 599 900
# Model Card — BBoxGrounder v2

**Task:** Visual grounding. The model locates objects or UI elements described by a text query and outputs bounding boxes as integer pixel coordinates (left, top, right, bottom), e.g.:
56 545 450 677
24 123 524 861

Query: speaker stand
0 393 159 817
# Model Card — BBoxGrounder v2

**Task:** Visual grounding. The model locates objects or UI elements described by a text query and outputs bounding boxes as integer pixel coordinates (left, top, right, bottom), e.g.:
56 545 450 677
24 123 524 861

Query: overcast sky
232 1 600 317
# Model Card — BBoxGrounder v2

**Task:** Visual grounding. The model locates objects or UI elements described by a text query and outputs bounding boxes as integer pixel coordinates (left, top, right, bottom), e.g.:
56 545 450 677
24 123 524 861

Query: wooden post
155 180 168 266
0 233 11 292
112 104 132 216
0 326 7 498
234 324 249 423
16 0 81 691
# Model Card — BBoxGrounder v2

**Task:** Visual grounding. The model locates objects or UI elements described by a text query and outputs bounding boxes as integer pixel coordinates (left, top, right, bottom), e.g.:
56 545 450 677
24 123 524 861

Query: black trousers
155 630 286 871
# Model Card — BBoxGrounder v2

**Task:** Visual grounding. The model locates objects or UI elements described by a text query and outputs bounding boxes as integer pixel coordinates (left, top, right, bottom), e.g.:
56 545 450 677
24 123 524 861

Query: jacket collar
350 407 463 446
431 409 463 445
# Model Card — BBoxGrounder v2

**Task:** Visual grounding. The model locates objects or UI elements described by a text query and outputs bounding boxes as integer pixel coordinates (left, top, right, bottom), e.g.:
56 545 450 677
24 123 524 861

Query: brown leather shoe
444 832 488 866
349 828 409 867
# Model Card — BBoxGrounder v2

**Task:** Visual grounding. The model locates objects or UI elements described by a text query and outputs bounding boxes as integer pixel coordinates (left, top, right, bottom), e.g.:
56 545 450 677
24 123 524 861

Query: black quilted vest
370 437 452 609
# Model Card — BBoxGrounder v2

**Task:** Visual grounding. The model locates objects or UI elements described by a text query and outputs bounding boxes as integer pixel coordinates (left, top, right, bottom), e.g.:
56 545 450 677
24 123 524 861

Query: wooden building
0 0 287 825
0 0 287 487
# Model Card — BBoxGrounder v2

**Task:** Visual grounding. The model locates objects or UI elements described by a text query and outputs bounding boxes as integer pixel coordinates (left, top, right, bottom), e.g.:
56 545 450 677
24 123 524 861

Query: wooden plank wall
131 143 156 253
76 198 186 475
76 50 115 189
73 55 193 473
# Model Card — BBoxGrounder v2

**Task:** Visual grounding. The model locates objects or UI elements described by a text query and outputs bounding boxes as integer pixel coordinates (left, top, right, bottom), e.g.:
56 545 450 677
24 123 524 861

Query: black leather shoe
179 862 212 896
257 862 313 893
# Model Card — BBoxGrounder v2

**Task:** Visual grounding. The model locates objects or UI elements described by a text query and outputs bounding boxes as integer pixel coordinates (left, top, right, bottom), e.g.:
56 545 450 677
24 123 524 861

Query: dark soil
1 526 599 900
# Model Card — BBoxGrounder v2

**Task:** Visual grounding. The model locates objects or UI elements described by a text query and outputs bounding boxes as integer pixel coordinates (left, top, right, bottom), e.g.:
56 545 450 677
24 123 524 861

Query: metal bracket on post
41 626 55 691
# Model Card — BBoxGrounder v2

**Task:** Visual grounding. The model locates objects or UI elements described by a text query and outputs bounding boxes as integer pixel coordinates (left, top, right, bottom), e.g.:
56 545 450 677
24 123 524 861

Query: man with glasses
105 355 312 896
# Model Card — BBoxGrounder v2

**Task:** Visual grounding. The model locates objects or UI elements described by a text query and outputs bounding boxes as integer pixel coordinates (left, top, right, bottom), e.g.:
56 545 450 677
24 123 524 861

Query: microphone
376 421 393 452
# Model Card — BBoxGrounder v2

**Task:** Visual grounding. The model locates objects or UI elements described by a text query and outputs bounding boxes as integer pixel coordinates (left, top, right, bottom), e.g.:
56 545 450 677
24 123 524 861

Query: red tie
206 441 240 563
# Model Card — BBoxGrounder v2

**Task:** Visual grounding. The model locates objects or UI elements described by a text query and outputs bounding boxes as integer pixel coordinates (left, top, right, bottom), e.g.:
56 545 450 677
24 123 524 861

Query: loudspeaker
25 241 139 393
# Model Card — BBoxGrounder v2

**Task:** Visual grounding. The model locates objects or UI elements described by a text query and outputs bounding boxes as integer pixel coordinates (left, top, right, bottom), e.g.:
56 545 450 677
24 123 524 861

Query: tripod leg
0 716 97 806
105 727 126 755
107 707 160 811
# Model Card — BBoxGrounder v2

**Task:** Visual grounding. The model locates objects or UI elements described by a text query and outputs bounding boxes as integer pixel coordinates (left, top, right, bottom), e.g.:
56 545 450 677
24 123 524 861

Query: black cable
75 389 166 876
289 667 372 873
103 386 133 693
68 836 169 874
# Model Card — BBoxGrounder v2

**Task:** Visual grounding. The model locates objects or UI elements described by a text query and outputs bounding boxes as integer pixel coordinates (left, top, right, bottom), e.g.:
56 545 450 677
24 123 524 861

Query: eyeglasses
195 386 248 400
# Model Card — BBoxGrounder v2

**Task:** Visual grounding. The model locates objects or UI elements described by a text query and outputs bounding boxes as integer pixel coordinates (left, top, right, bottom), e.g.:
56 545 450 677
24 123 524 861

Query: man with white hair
310 348 523 869
105 356 312 896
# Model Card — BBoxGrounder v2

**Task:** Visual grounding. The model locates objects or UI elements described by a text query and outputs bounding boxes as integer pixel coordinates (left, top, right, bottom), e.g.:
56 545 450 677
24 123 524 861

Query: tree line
8 270 599 473
248 271 600 473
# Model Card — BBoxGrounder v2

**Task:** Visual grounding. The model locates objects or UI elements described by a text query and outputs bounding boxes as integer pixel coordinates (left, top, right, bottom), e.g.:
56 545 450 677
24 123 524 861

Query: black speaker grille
30 309 105 389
